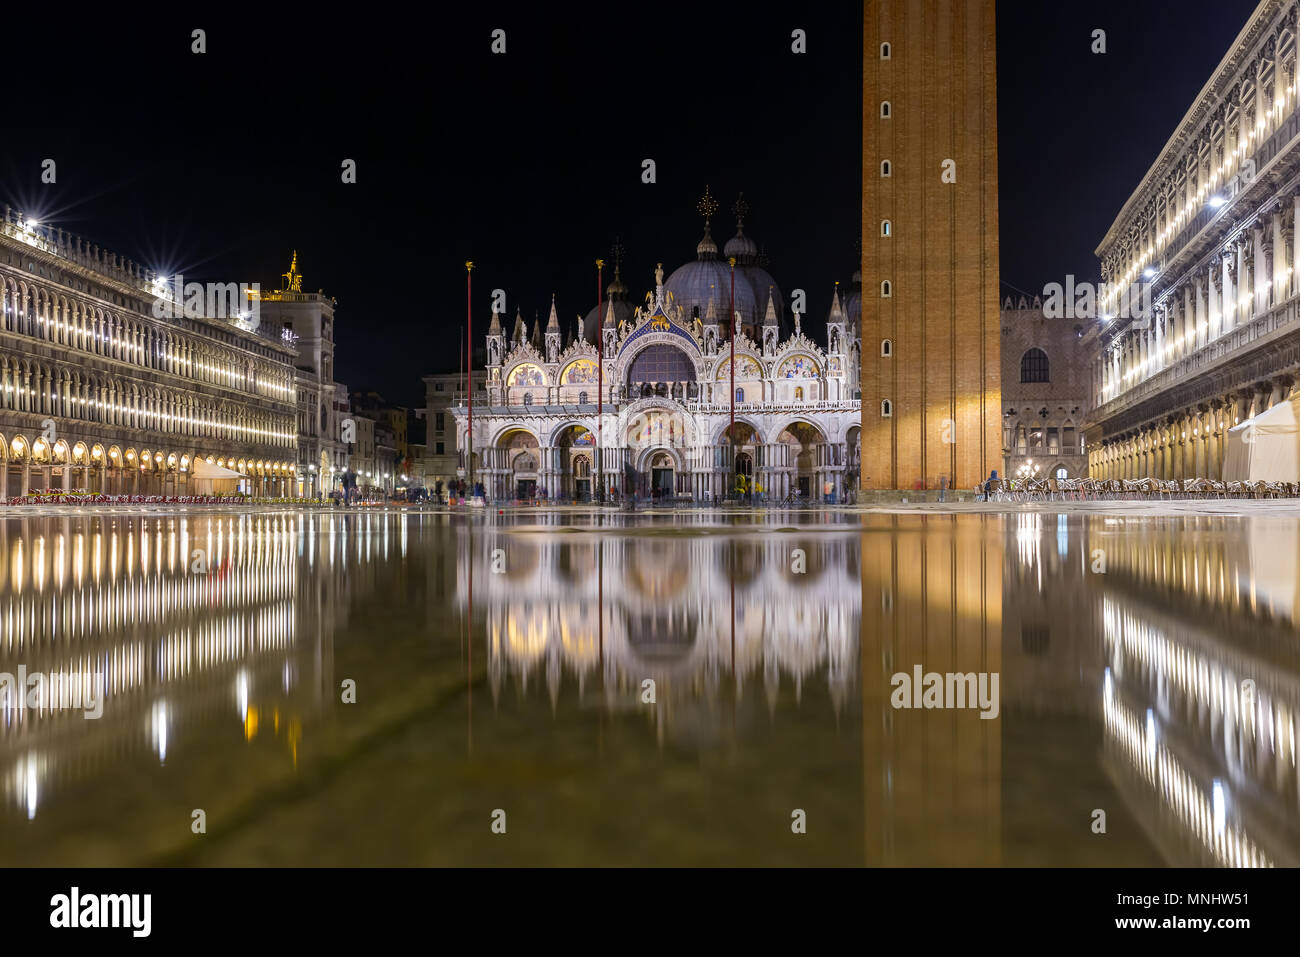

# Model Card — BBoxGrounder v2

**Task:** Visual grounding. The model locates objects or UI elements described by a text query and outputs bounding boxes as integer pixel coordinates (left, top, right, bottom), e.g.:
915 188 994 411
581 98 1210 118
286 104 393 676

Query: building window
880 41 891 59
881 219 891 237
1047 427 1060 454
435 383 444 391
1055 466 1067 480
523 393 533 406
880 101 891 119
794 386 804 401
735 388 744 403
578 391 588 404
1063 427 1076 454
881 160 892 177
881 280 892 298
881 338 892 357
881 399 892 417
435 412 445 433
436 442 445 455
1020 348 1049 383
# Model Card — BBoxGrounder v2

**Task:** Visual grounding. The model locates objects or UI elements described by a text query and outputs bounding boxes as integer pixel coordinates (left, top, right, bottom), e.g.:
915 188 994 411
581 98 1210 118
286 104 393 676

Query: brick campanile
862 0 1002 491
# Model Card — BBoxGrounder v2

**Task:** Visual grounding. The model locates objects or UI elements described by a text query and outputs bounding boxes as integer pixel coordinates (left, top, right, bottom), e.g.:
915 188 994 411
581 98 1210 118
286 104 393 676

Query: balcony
1091 287 1300 422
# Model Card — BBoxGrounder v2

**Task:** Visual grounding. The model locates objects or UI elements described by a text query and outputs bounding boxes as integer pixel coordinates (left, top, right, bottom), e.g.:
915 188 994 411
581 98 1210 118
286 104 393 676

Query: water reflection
0 507 1296 865
466 533 860 722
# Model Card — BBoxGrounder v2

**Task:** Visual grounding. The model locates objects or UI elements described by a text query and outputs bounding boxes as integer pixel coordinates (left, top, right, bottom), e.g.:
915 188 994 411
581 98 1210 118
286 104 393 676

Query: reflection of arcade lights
1017 459 1040 480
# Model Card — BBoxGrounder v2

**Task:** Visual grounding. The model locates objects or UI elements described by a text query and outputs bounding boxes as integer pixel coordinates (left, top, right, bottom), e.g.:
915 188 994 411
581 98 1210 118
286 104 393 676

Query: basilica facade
454 207 862 503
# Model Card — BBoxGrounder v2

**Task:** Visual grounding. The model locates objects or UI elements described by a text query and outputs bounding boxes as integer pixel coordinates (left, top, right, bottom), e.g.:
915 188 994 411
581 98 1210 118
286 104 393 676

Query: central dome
665 256 758 327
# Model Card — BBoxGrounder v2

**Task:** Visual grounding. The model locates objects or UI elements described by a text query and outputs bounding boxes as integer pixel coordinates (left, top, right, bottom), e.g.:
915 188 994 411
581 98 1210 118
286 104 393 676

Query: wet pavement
0 507 1293 865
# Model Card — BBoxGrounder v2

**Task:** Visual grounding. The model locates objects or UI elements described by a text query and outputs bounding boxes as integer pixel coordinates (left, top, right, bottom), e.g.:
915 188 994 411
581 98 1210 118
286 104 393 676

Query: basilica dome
844 268 862 329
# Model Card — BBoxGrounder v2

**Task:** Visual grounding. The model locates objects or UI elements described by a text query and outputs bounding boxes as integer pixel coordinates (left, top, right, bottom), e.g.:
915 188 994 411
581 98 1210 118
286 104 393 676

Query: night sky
1 2 1258 407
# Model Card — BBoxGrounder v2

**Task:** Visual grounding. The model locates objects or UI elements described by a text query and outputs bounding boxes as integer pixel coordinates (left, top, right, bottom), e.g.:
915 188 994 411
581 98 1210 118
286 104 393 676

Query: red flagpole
596 257 604 504
466 261 474 497
729 256 736 500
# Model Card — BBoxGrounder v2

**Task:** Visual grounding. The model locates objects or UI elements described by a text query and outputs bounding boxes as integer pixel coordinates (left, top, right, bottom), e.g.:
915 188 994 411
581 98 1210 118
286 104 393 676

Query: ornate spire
488 307 502 335
763 287 778 326
604 298 617 328
512 306 526 343
698 185 719 227
608 237 628 297
546 294 559 331
829 282 844 320
705 289 717 323
282 251 303 292
732 192 749 229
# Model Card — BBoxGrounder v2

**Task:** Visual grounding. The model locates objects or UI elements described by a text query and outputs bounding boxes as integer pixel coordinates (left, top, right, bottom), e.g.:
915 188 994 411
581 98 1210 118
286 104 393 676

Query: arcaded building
0 211 300 497
861 0 1002 491
1085 0 1300 481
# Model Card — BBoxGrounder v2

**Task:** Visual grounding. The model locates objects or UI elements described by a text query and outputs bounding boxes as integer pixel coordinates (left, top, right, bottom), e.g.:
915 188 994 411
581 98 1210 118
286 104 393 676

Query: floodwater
0 507 1294 866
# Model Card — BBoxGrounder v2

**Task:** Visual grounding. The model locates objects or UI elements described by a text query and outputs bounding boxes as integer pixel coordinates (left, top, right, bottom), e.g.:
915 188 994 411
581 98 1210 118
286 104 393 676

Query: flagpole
596 257 604 505
466 261 474 497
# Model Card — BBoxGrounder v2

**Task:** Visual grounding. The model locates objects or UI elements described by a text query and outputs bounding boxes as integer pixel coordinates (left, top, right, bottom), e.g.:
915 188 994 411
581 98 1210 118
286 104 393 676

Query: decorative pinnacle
698 185 719 226
596 258 604 270
728 257 737 268
732 192 748 227
465 261 474 272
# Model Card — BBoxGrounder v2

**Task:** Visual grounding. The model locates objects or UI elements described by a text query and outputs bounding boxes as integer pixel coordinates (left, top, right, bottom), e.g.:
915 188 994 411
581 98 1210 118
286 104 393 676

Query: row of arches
474 418 860 503
0 431 296 499
0 272 293 401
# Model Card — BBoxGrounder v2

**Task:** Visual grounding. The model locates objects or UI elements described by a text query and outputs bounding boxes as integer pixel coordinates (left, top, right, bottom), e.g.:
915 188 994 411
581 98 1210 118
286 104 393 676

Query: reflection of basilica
457 529 860 716
456 192 862 503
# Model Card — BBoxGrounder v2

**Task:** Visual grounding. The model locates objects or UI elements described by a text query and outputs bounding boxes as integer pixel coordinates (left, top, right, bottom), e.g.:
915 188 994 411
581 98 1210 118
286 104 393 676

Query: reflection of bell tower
861 514 1003 864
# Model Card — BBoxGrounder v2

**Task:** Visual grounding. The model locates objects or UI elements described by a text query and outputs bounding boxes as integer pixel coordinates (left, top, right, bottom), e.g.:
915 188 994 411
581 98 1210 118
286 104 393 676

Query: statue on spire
282 251 303 292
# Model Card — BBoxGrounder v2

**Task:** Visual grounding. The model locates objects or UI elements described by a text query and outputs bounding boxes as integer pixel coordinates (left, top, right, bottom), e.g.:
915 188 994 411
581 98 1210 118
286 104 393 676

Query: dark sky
0 2 1258 406
997 0 1257 301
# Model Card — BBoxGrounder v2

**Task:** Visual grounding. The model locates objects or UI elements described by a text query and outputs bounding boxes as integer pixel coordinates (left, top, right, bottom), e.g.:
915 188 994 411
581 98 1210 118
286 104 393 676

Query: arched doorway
777 421 828 501
720 421 759 499
649 450 675 500
495 428 540 501
553 423 595 502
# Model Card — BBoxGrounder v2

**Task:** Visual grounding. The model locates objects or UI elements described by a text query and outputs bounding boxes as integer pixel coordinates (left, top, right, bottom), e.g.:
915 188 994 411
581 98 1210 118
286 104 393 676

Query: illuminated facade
454 203 861 502
861 0 1002 491
0 212 301 497
1000 295 1091 480
255 252 348 498
1086 0 1300 481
